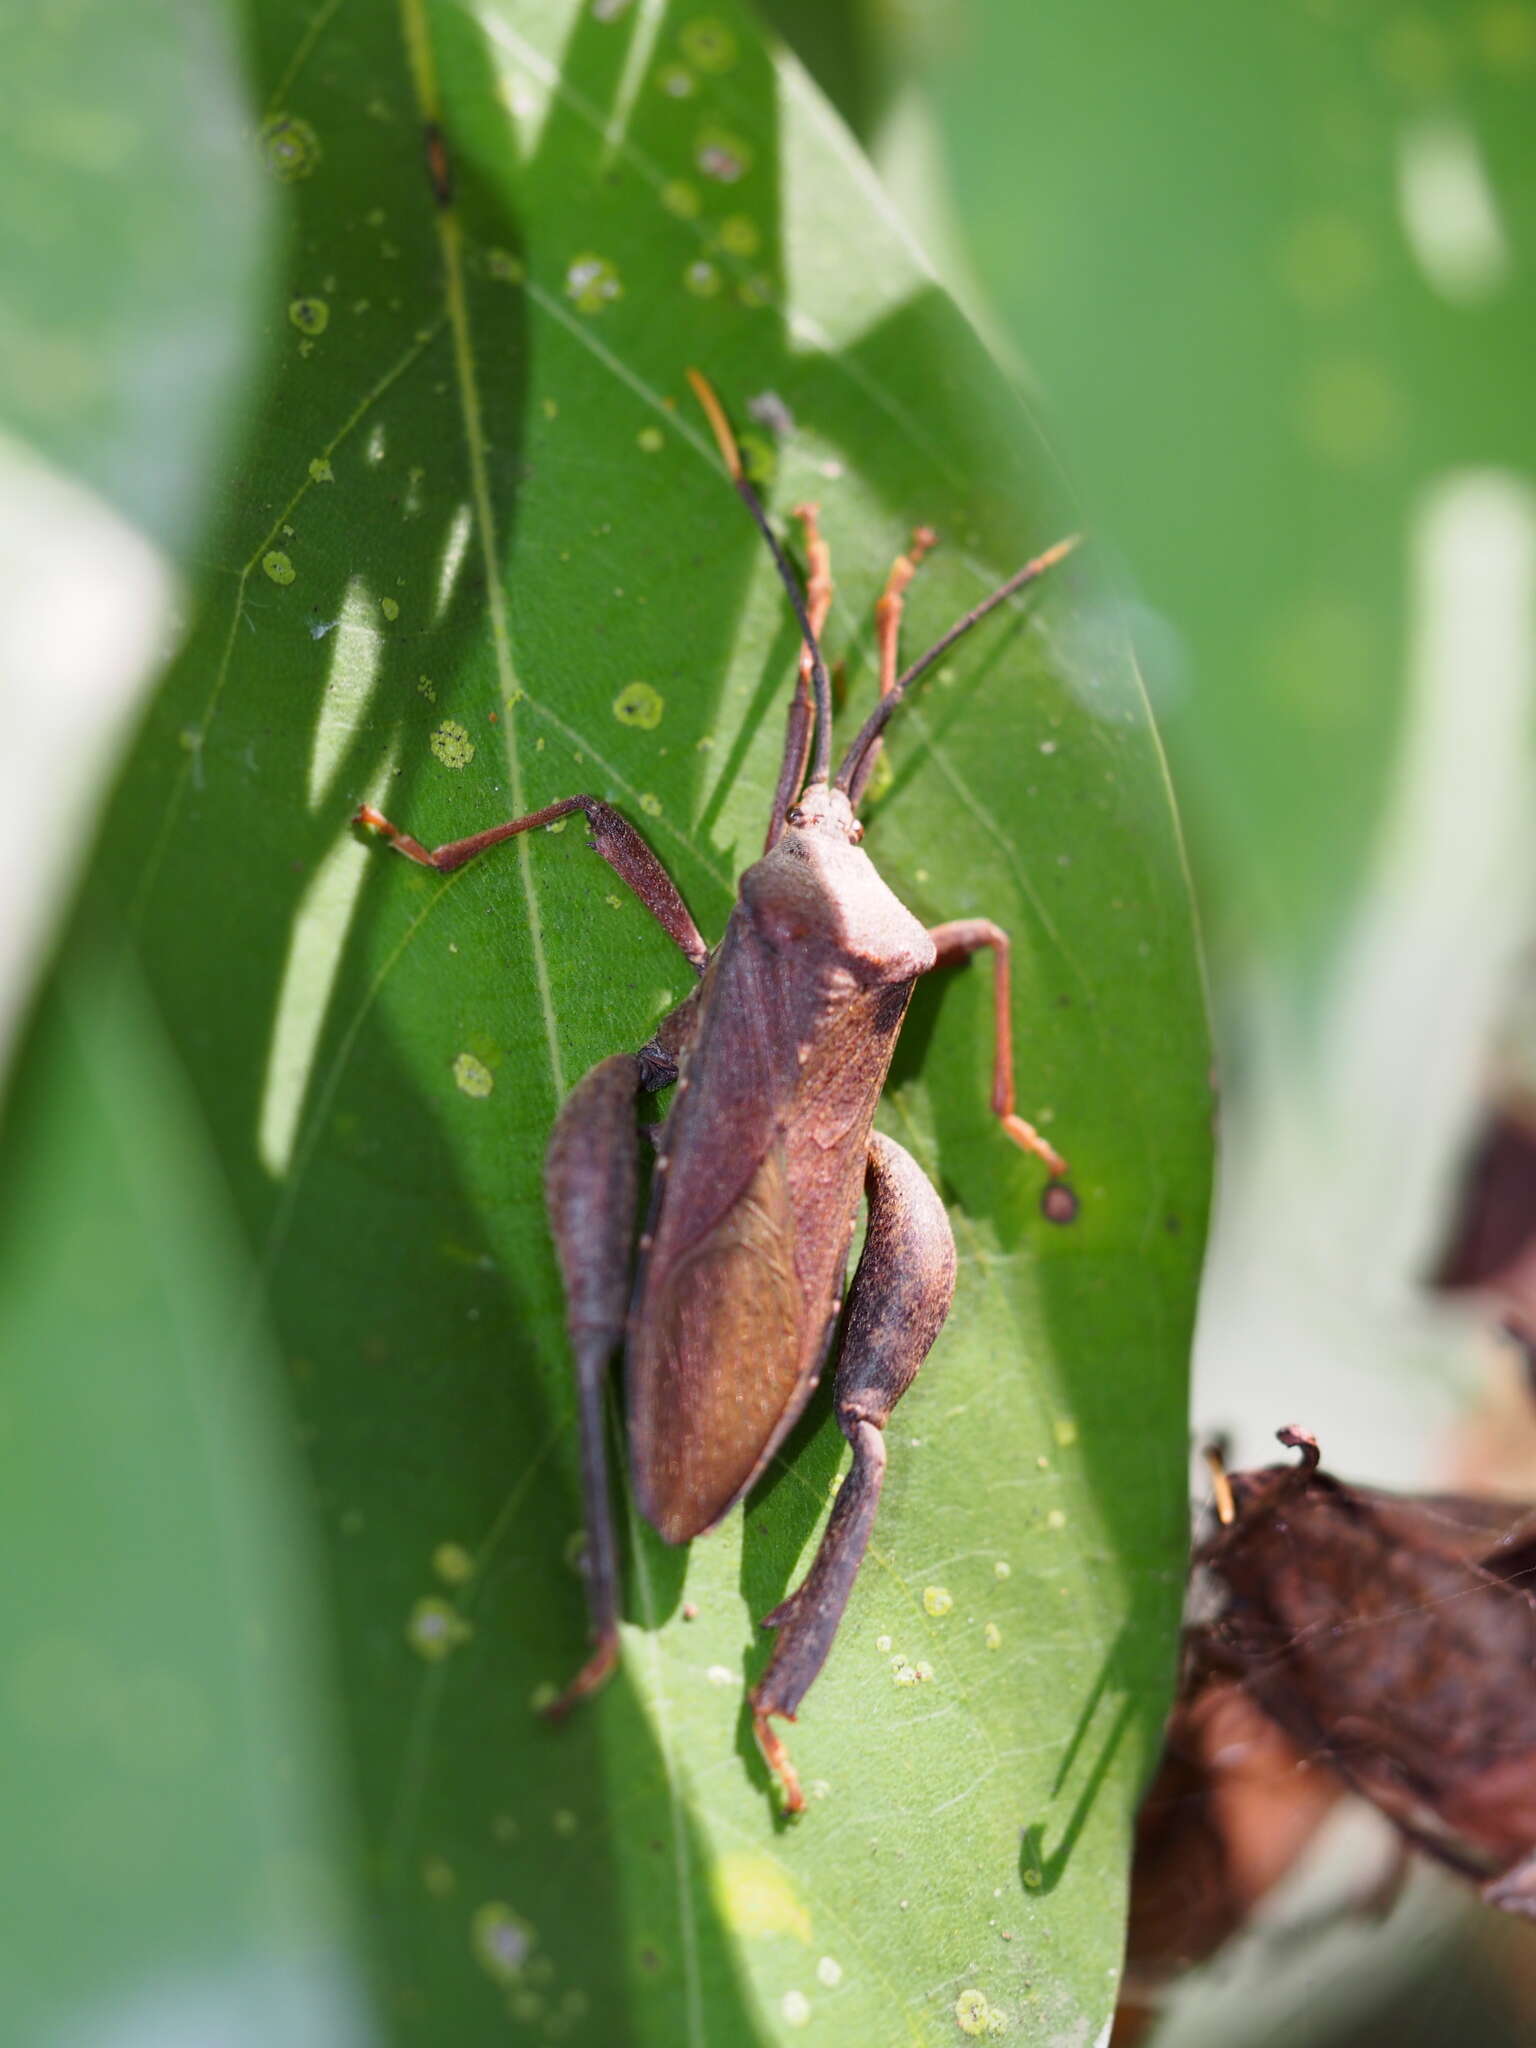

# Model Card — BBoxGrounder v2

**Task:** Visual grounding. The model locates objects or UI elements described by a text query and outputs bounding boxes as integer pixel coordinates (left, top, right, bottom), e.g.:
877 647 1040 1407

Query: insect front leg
926 917 1076 1213
749 1132 957 1813
356 793 709 972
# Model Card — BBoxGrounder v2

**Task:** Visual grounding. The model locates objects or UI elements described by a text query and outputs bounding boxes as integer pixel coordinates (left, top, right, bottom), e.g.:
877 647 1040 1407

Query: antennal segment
687 369 836 787
834 534 1080 797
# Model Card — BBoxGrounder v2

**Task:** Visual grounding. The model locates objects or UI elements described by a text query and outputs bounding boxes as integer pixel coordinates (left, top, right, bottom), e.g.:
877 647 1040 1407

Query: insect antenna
687 369 836 787
833 534 1080 799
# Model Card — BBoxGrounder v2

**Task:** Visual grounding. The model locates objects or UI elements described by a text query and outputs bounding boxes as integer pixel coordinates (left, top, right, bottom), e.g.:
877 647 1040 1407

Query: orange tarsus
541 1633 621 1723
752 1707 807 1816
686 367 742 480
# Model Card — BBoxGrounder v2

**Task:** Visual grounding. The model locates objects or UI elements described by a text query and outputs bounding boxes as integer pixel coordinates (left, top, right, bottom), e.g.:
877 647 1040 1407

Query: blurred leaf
15 0 1210 2040
0 0 269 1070
930 0 1536 979
0 949 376 2046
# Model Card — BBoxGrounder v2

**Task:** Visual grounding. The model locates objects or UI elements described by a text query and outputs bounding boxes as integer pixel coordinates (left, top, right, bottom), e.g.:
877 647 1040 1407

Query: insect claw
542 1632 621 1722
751 1707 807 1816
353 803 392 836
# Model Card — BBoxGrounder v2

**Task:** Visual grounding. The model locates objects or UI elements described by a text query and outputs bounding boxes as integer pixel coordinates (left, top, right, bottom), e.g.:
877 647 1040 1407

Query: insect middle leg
749 1131 957 1813
355 793 709 973
926 918 1072 1193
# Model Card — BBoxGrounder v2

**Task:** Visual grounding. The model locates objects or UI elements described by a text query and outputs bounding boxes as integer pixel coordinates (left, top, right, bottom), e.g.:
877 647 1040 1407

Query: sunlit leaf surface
13 1 1211 2040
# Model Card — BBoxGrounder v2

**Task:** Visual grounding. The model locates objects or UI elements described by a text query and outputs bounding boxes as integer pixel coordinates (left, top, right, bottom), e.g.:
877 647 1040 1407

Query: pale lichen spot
1046 1508 1067 1531
431 719 475 769
418 676 437 702
706 1663 734 1686
955 1987 1011 2036
892 1659 919 1686
994 1559 1012 1580
658 63 696 98
614 680 664 728
487 246 525 283
984 1621 1003 1650
914 1659 934 1682
605 892 623 909
262 549 295 586
422 1855 457 1897
875 1633 892 1652
781 1990 811 2028
681 17 737 70
817 1956 843 1988
407 1596 472 1662
685 259 721 297
636 425 665 453
639 792 663 816
717 213 761 257
308 456 334 483
471 1900 533 1983
289 295 329 335
565 252 622 313
552 1809 578 1837
453 1051 494 1098
923 1585 954 1618
696 124 752 182
381 596 399 621
1053 1417 1079 1449
712 1850 812 1941
434 1541 475 1584
261 112 321 182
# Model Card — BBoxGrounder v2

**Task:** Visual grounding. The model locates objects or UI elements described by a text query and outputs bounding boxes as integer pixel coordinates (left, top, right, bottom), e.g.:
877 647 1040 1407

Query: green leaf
927 0 1536 986
0 951 376 2042
15 1 1210 2041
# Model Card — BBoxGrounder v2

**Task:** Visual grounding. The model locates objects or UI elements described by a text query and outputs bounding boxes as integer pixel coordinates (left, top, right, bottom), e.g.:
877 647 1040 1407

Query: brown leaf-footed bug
355 372 1079 1811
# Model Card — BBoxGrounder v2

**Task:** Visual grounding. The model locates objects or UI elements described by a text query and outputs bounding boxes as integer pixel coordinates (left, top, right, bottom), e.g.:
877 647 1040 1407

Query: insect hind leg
749 1132 956 1812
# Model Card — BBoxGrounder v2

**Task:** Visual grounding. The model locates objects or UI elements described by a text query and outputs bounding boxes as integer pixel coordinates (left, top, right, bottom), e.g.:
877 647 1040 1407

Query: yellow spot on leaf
637 425 665 453
381 596 399 621
685 259 721 297
681 18 737 70
407 1596 471 1662
923 1585 954 1618
712 1851 812 1942
453 1051 494 1098
431 719 474 769
288 296 329 334
262 550 295 585
261 113 320 182
434 1541 474 1584
565 252 622 313
308 456 334 483
614 681 665 728
471 1900 532 1982
661 178 701 218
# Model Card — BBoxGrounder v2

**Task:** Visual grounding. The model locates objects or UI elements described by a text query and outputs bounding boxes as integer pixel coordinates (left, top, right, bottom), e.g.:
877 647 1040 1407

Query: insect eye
850 821 865 843
785 806 805 826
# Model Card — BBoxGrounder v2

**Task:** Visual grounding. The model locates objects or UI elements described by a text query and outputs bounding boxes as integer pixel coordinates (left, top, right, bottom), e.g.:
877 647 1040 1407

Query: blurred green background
4 0 1534 2043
